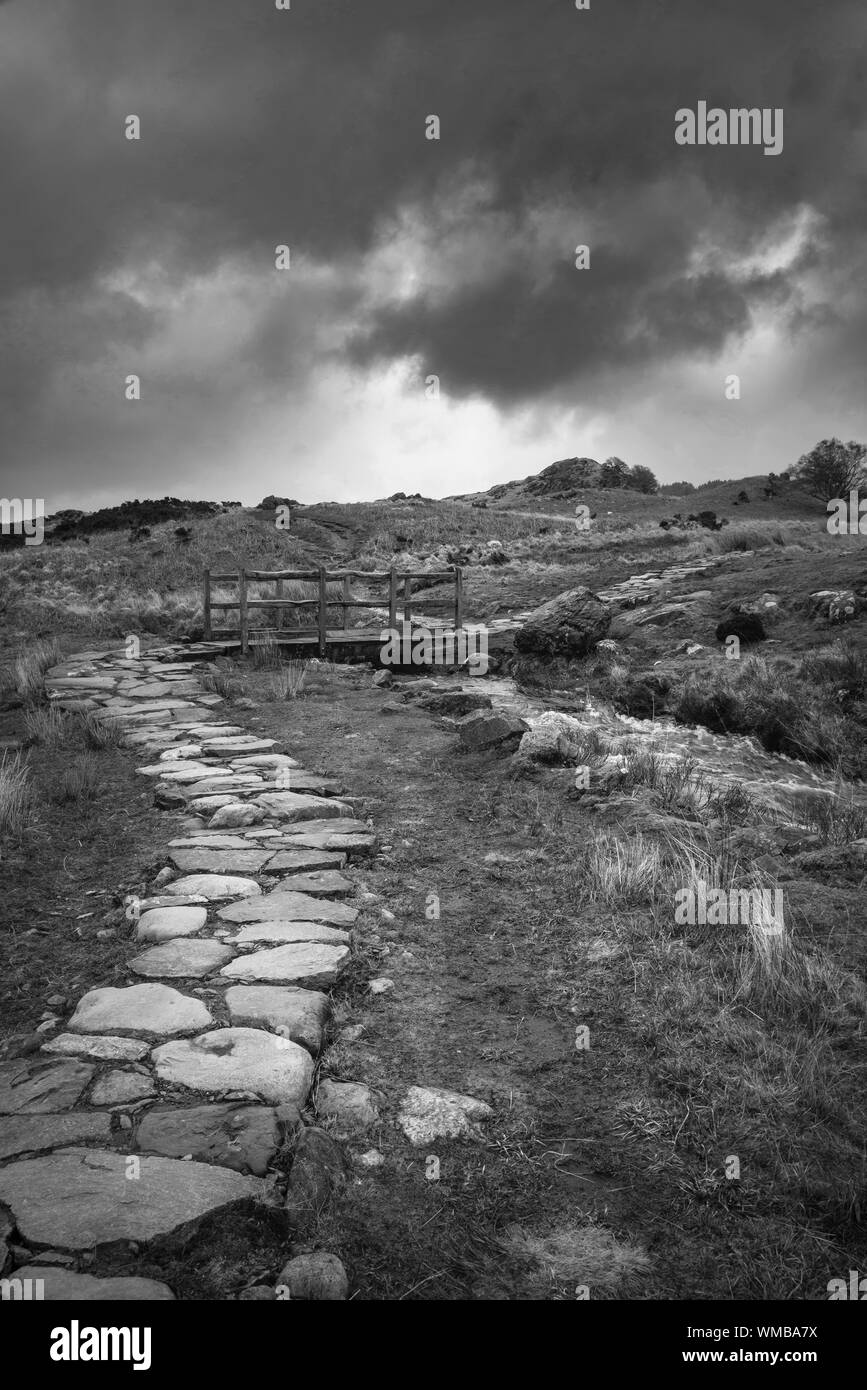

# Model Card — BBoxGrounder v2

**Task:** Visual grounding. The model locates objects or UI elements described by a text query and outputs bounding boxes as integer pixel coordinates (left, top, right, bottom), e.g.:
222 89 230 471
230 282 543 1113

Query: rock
239 1285 276 1300
165 874 262 900
0 1112 112 1162
137 1104 281 1175
418 690 492 716
41 1034 149 1063
189 794 243 813
517 711 594 766
151 1028 314 1106
136 906 208 943
155 786 187 810
372 670 392 687
168 847 273 874
284 1127 347 1230
264 869 353 895
368 977 394 995
220 943 350 988
217 890 357 927
68 984 213 1038
130 938 235 979
0 1058 93 1115
397 1085 493 1145
13 1265 175 1300
250 848 346 873
715 603 766 645
514 587 611 659
316 1081 379 1135
254 792 353 822
281 818 369 837
809 589 862 624
380 701 405 716
228 922 349 947
277 1251 348 1301
91 1070 156 1106
224 986 329 1054
230 754 299 769
200 736 277 755
208 804 265 829
456 710 528 752
0 1149 263 1249
355 1149 385 1169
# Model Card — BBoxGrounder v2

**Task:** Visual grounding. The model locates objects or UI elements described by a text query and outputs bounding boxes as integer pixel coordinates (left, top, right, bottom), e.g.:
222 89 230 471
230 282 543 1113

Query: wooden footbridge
203 565 465 657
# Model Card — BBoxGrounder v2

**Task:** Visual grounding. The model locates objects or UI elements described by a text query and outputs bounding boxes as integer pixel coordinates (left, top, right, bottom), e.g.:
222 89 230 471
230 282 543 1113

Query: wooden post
342 574 351 632
203 568 212 641
276 576 284 631
318 567 327 658
238 568 248 656
403 575 412 631
388 569 397 632
454 566 463 633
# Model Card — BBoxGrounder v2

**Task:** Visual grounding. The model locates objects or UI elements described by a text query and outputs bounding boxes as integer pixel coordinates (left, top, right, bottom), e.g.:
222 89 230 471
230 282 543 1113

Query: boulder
456 710 528 752
514 588 610 660
715 603 766 645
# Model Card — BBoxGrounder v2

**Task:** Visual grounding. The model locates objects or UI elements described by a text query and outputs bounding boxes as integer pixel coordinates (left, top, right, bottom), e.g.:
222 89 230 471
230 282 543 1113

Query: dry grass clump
0 751 32 835
266 660 309 701
13 638 62 700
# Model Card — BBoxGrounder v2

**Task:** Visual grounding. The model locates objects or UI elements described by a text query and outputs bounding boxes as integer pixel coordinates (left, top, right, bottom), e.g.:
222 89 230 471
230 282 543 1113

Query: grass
0 752 31 835
12 638 62 700
671 652 866 777
52 755 101 806
23 703 68 748
266 661 309 701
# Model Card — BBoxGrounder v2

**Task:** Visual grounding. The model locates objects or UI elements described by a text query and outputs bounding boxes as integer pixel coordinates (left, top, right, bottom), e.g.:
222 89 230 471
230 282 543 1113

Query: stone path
0 642 379 1299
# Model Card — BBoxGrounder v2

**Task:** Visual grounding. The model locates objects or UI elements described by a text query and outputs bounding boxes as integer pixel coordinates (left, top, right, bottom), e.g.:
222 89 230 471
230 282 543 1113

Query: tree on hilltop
793 438 866 502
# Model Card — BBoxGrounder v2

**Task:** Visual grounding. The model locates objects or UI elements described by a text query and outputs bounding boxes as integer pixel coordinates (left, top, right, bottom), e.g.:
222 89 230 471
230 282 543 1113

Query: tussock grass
0 752 32 835
52 756 101 806
576 830 665 906
200 670 243 700
78 709 125 750
23 704 68 748
13 638 62 700
266 661 309 701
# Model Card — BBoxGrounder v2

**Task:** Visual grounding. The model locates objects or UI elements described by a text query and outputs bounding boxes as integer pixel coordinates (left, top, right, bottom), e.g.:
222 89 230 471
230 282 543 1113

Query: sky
1 0 865 511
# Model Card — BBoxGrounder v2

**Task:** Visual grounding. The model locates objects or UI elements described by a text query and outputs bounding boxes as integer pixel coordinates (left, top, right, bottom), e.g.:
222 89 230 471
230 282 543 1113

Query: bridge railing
203 566 464 656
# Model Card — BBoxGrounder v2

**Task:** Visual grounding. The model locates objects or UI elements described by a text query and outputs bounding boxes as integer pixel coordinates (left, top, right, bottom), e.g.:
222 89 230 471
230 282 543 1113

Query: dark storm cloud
0 0 865 497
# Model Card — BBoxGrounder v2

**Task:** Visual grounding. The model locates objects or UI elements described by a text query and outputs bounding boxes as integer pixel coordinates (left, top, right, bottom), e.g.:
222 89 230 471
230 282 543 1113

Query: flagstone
41 1033 150 1062
262 869 353 895
68 984 213 1038
165 874 262 900
0 1112 113 1162
220 942 350 987
227 921 350 947
0 1058 93 1115
0 1149 263 1248
136 1103 281 1176
151 1028 314 1105
254 792 353 821
167 848 272 874
91 1070 157 1106
136 905 208 942
130 939 235 978
217 890 357 926
224 985 329 1053
12 1266 176 1300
